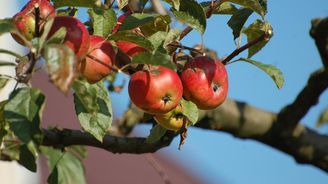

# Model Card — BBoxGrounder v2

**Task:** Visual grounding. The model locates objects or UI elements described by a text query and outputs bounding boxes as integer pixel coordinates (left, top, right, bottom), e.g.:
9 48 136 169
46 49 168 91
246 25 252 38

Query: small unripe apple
79 35 116 84
154 103 190 131
180 56 228 110
11 0 55 45
128 66 183 114
48 16 90 61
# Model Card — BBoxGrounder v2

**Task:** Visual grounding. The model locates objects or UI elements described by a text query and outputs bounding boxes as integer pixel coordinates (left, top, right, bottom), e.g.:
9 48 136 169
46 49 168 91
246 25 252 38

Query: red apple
79 35 116 84
112 12 146 68
11 0 56 45
180 56 228 110
154 103 190 131
48 16 90 61
128 66 183 114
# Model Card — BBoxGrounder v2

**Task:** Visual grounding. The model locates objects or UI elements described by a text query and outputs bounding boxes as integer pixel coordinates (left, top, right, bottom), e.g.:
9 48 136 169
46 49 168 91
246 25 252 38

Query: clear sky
15 0 328 183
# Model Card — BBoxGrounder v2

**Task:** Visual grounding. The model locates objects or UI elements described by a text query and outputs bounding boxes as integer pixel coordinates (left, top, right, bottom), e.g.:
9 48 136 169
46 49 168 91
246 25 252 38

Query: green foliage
238 58 284 89
119 13 159 32
0 78 9 89
42 146 87 184
52 0 101 8
0 18 16 36
316 108 328 128
4 88 45 144
201 2 238 15
43 44 77 94
0 101 7 145
228 8 253 40
146 124 167 143
181 99 198 125
57 7 78 17
19 144 37 172
132 51 175 70
117 0 128 10
110 31 154 51
171 0 206 34
227 0 266 17
88 8 117 37
73 81 113 142
243 19 272 58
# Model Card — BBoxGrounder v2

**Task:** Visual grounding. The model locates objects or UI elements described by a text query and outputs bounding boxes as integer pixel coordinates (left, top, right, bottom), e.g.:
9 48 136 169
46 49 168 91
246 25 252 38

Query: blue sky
15 0 328 183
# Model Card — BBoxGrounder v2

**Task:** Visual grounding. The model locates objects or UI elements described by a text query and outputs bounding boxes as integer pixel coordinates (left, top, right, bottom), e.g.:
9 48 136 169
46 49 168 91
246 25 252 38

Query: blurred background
0 0 328 183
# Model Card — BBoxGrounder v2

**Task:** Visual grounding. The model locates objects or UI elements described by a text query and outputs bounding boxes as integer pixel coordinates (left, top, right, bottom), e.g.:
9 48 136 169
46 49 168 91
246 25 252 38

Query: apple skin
11 0 55 45
48 16 90 61
154 104 190 131
128 66 183 114
78 35 116 84
180 56 228 110
112 12 146 68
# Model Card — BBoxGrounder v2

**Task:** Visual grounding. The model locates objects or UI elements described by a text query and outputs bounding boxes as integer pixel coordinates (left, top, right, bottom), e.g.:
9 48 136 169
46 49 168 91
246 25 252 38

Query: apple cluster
12 0 228 131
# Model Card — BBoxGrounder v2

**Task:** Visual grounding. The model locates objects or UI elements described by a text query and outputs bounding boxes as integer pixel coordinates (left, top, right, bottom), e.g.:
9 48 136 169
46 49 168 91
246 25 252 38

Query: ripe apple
154 103 190 131
180 56 228 110
128 66 183 114
11 0 55 45
78 35 116 84
48 16 90 60
112 12 146 68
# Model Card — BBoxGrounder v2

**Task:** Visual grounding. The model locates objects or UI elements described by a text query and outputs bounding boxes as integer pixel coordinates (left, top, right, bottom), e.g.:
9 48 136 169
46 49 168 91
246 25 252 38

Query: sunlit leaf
43 44 77 94
171 0 206 34
239 58 284 89
88 8 117 37
132 51 176 70
73 81 112 142
139 15 171 37
0 18 16 36
4 88 45 144
146 124 167 144
243 19 272 58
109 31 154 51
201 2 238 14
181 99 198 125
227 0 265 17
117 0 128 10
42 146 86 184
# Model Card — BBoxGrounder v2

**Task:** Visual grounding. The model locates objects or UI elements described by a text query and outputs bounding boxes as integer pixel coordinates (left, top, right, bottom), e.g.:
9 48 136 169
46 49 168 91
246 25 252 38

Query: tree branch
42 128 175 154
310 17 328 68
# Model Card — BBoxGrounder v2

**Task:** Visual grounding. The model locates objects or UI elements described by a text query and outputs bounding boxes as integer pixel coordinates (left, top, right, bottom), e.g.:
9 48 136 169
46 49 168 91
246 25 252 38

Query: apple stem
222 31 272 65
178 118 188 150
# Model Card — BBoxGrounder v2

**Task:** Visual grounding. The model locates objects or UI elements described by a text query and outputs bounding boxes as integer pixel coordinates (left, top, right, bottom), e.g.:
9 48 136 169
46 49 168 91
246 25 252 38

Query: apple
11 0 56 45
78 35 116 84
154 103 190 131
48 16 90 61
180 56 228 110
128 66 183 114
112 12 146 68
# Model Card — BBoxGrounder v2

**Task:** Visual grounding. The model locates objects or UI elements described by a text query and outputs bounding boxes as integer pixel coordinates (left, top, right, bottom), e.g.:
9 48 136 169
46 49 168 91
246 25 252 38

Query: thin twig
168 43 204 55
222 32 271 64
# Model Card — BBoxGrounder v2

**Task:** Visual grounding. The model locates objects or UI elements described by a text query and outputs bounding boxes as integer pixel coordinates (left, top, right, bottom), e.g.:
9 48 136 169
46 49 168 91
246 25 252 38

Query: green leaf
181 99 198 125
57 7 78 17
0 18 16 36
243 19 272 58
117 0 128 10
119 13 158 32
227 0 265 17
201 2 238 15
132 51 176 70
43 44 77 94
88 8 117 37
42 147 86 184
109 31 154 51
163 0 180 10
140 0 149 9
73 81 112 142
0 78 9 89
52 0 101 8
46 27 67 45
140 15 171 37
171 0 206 34
146 124 167 144
0 101 8 145
228 8 253 40
239 58 284 89
19 144 37 172
4 88 45 144
316 108 328 128
67 146 87 160
163 29 181 53
148 31 167 52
